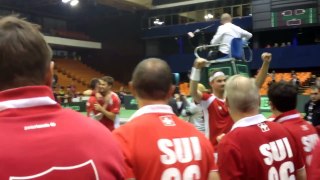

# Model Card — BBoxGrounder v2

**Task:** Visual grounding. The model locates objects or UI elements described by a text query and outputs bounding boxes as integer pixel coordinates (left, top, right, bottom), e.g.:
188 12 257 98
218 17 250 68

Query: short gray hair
225 75 260 113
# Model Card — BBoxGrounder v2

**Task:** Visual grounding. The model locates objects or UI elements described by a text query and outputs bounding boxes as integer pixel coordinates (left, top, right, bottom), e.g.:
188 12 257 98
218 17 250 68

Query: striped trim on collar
231 114 266 131
128 104 174 121
0 97 57 112
276 113 300 123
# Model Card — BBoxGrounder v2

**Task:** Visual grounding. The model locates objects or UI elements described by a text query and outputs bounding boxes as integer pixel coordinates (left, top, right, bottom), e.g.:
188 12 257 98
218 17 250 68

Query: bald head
220 13 232 24
225 75 260 113
132 58 172 100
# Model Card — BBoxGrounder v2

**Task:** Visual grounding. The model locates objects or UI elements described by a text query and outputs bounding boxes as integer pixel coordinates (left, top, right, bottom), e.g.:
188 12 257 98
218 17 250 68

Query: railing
143 3 251 29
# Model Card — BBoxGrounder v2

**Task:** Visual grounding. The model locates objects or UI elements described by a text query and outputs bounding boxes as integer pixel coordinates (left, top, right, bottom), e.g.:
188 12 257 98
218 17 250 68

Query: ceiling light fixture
62 0 71 3
70 0 79 6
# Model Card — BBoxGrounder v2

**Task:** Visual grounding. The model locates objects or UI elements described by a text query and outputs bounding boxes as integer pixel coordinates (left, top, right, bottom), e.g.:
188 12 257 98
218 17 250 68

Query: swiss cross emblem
257 122 270 132
160 116 176 126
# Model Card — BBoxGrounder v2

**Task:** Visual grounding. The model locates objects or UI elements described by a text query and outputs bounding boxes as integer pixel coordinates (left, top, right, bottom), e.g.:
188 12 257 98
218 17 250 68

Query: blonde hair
197 83 208 93
225 75 260 113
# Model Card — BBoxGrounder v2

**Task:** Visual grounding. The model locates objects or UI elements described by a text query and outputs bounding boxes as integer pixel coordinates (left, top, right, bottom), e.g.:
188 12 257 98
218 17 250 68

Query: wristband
190 67 201 81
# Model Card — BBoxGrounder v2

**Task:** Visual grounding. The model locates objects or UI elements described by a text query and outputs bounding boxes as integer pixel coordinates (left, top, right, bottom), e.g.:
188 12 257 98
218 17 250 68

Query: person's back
0 87 124 179
219 119 304 179
308 141 320 180
218 75 305 180
210 13 252 55
112 58 218 180
113 104 217 180
268 83 319 171
274 113 318 167
0 16 124 179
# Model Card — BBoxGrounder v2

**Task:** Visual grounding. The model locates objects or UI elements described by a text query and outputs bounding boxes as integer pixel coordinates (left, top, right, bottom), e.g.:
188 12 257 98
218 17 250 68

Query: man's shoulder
59 109 110 131
111 91 119 98
117 113 198 132
219 131 242 150
315 100 320 107
201 93 215 100
88 95 97 102
285 118 317 133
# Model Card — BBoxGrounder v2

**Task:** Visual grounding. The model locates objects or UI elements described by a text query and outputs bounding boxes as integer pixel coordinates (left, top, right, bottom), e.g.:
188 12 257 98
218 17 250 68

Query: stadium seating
259 72 312 95
54 58 126 93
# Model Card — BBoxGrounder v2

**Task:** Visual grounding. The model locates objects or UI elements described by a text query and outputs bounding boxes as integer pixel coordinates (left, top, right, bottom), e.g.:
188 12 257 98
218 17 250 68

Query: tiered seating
55 70 87 92
179 82 189 96
259 72 312 95
55 58 104 87
54 58 125 93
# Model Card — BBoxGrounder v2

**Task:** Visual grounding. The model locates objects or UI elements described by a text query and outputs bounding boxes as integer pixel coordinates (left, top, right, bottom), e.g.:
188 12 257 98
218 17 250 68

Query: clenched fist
261 52 272 62
193 58 209 69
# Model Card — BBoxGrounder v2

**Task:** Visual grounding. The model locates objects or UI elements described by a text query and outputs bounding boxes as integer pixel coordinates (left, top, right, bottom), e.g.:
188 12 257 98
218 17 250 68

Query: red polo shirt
0 86 124 179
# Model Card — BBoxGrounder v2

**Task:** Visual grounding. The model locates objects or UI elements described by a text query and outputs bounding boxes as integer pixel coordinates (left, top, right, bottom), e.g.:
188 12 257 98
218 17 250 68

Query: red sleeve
218 142 244 180
309 142 320 180
201 92 211 101
112 129 135 179
86 97 95 117
91 90 96 96
110 94 121 114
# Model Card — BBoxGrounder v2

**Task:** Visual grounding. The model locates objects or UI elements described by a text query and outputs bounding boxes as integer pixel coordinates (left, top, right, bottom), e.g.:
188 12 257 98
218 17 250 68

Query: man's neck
212 91 224 99
232 110 259 122
137 98 169 108
105 90 111 95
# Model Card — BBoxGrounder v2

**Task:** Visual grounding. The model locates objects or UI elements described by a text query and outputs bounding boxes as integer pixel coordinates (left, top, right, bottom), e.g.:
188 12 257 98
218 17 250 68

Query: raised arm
239 27 252 41
255 52 272 88
190 58 208 103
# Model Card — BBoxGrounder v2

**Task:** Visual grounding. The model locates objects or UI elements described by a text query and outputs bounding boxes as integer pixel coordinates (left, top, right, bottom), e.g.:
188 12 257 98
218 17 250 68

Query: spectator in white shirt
210 13 252 58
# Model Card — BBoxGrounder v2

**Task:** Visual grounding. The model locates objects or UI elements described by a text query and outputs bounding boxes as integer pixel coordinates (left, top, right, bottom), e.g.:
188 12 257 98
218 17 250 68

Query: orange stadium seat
54 58 125 93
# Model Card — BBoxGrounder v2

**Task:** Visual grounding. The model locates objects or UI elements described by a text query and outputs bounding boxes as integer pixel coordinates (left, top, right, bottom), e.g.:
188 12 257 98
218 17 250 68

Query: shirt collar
274 109 301 123
231 114 266 131
128 104 174 121
0 86 57 112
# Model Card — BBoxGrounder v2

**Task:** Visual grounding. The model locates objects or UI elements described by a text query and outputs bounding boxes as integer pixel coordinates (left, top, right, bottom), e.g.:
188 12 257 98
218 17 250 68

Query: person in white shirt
210 13 252 58
181 84 208 133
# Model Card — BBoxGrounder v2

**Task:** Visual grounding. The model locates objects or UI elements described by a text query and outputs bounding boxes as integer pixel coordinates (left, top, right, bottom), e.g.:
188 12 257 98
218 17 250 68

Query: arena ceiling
0 0 216 15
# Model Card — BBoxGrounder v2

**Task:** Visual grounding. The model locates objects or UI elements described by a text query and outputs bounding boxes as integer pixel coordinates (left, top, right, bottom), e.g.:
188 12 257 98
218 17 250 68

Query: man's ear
129 81 136 96
225 97 230 109
45 61 54 87
167 85 176 99
269 101 275 111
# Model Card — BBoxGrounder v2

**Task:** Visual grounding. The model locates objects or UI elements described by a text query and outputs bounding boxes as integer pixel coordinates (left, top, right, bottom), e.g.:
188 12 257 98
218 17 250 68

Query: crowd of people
0 14 320 180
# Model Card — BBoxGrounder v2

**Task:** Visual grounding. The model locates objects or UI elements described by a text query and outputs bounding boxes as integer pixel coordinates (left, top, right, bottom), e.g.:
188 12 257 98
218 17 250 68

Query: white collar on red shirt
0 96 57 112
128 104 174 121
0 86 57 112
274 110 300 123
231 114 266 131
